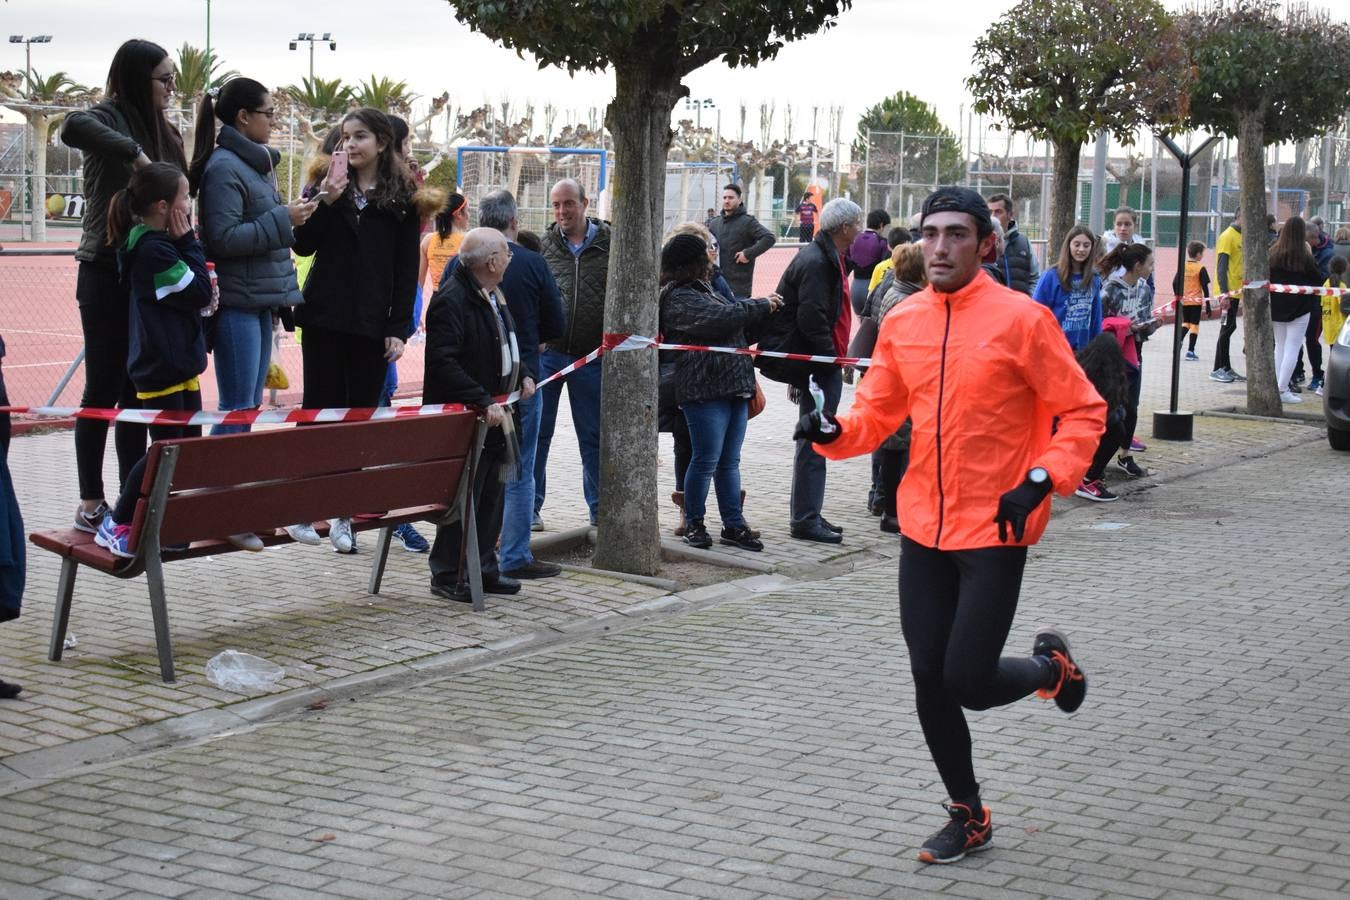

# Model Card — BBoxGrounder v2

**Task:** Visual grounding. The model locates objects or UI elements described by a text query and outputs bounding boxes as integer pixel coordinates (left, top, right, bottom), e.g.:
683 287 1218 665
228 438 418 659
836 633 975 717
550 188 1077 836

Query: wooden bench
30 411 487 683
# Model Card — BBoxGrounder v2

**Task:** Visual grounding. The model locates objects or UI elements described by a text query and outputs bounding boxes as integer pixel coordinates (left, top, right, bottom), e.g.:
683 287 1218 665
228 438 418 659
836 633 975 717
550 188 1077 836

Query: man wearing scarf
424 228 533 603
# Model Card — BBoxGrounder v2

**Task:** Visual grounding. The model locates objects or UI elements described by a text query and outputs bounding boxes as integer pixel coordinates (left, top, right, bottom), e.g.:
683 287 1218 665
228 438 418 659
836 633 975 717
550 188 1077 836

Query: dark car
1326 317 1350 451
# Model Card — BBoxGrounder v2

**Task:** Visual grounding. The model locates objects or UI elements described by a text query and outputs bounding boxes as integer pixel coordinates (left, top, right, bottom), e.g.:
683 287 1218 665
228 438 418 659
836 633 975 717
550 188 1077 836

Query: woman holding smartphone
59 39 186 534
190 78 316 436
292 107 440 553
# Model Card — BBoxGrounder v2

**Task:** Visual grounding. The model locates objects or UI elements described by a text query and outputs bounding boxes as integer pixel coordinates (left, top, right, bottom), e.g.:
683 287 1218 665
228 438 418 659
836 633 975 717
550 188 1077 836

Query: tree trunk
1237 111 1279 416
591 62 679 576
29 113 51 244
1048 137 1081 262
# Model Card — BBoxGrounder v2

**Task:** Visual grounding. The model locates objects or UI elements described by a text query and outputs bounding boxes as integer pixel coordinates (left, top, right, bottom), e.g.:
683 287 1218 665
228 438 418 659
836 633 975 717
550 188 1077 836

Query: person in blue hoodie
1032 226 1102 351
0 331 23 699
94 163 214 559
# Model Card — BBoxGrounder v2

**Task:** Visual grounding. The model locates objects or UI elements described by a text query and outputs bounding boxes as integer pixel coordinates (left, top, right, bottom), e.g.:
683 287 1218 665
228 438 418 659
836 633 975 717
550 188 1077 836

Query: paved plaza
1 316 1347 897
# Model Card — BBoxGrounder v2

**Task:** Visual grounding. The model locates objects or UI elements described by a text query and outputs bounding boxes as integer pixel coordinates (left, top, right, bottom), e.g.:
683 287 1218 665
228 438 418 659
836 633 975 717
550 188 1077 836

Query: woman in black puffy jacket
658 233 780 552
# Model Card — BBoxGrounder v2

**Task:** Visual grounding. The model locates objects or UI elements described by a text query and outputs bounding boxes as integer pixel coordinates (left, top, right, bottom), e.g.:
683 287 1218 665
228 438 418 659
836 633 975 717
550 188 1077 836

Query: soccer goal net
457 146 609 233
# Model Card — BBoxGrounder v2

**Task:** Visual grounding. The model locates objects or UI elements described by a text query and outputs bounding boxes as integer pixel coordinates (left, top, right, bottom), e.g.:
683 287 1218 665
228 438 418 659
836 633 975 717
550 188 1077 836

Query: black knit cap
662 232 707 271
921 186 993 232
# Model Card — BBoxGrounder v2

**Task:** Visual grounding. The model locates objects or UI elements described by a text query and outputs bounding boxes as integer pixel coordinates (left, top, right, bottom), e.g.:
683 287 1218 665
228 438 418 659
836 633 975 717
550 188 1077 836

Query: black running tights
898 536 1050 802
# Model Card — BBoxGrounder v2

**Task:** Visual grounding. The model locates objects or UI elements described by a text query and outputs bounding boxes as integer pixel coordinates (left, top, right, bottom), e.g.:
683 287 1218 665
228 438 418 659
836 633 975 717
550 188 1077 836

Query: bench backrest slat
124 412 480 551
155 458 467 544
162 413 478 492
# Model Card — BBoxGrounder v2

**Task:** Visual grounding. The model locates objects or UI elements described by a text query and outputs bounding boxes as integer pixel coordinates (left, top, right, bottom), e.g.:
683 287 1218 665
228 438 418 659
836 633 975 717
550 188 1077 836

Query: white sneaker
1279 391 1304 404
285 523 323 545
328 517 356 554
227 532 265 552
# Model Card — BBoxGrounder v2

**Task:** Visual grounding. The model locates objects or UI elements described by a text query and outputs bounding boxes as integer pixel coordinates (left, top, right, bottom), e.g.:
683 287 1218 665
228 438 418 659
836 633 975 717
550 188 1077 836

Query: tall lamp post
9 35 53 242
685 96 720 177
1153 131 1223 442
8 34 52 86
289 32 336 83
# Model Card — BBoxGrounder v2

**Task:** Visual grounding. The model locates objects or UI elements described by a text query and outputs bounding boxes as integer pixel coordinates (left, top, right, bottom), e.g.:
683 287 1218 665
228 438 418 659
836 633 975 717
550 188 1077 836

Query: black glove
793 409 841 444
994 473 1053 543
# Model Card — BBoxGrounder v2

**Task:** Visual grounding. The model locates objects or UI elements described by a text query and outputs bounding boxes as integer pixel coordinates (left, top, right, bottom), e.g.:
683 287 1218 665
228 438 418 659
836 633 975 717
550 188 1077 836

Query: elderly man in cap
424 227 533 603
796 186 1106 865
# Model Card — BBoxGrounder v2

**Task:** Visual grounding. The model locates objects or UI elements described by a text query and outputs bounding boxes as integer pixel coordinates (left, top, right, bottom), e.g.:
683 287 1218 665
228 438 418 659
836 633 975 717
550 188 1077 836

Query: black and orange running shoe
917 802 993 864
1034 627 1087 713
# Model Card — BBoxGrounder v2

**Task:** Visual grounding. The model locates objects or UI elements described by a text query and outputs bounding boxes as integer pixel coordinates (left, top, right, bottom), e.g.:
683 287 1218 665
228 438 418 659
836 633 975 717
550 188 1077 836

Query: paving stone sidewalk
0 434 1346 899
0 315 1325 762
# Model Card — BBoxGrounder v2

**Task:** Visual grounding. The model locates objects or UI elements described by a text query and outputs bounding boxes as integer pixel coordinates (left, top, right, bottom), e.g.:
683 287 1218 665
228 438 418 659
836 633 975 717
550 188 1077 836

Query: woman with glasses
189 77 321 546
60 39 187 535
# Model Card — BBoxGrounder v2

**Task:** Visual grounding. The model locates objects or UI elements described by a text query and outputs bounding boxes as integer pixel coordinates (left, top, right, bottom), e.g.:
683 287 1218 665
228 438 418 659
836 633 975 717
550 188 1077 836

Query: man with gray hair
474 190 566 579
424 227 532 603
758 196 863 543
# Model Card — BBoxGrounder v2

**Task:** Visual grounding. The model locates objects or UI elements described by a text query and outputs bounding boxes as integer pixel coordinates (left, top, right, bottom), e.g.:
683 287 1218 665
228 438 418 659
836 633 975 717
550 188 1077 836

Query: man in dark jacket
537 178 609 526
424 229 533 603
762 198 863 544
987 194 1038 295
707 183 776 299
475 190 566 580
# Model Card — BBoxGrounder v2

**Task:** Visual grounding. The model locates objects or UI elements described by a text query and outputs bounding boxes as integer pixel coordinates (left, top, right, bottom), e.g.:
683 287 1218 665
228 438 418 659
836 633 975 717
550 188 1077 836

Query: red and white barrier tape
6 333 859 425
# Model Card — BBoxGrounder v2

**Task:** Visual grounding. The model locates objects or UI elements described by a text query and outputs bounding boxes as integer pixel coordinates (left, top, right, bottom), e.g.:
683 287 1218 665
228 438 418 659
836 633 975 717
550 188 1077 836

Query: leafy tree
0 69 92 242
852 92 964 219
1176 0 1350 415
280 76 353 154
447 0 853 576
967 0 1186 255
352 75 413 117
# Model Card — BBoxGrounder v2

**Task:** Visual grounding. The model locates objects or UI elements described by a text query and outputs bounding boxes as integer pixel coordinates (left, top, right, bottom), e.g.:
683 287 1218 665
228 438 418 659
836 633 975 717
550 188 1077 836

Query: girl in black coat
291 108 442 552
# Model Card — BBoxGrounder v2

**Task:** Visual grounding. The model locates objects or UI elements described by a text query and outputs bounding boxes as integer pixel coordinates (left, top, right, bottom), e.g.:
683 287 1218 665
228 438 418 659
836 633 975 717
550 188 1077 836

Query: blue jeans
680 397 748 527
498 390 541 571
210 306 272 436
379 361 398 407
535 347 602 521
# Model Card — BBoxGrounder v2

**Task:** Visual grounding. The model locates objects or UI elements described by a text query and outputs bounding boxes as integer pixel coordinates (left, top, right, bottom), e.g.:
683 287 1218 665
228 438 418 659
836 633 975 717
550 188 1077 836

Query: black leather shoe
502 560 562 579
429 580 472 604
790 522 843 544
0 679 22 700
484 575 522 595
880 515 900 534
820 517 844 534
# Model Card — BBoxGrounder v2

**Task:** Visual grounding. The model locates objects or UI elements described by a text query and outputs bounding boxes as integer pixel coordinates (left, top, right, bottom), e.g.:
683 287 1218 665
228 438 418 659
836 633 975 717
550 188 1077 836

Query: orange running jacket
818 270 1106 550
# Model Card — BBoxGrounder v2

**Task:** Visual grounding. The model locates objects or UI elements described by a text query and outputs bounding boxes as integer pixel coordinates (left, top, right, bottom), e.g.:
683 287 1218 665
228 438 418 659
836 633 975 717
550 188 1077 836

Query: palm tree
172 44 238 152
283 76 353 153
173 43 237 101
352 76 413 117
0 69 91 242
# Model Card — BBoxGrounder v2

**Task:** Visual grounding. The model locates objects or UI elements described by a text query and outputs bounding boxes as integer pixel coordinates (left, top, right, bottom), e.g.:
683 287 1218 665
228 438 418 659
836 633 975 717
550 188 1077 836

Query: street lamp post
288 32 337 83
9 34 53 88
9 35 53 241
685 96 718 174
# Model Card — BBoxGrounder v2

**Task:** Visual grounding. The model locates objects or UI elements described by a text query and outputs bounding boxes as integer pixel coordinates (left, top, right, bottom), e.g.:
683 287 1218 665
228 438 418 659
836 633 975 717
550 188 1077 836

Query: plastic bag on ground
205 650 285 693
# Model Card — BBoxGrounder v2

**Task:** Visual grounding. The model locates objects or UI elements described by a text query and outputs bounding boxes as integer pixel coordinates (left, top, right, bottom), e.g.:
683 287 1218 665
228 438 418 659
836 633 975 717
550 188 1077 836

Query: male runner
795 186 1105 864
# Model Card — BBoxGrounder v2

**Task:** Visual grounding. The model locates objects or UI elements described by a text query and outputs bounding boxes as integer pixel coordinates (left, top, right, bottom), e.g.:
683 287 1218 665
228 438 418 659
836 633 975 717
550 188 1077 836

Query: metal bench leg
368 526 393 595
48 558 78 662
144 553 176 683
465 500 484 613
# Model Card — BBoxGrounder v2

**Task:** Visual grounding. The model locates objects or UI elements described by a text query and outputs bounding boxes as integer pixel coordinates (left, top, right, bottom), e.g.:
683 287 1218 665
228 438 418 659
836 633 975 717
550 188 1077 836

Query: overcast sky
3 0 1020 143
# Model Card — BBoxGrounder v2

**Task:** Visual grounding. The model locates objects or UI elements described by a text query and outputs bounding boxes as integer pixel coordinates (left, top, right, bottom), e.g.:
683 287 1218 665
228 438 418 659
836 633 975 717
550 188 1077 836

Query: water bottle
204 262 219 317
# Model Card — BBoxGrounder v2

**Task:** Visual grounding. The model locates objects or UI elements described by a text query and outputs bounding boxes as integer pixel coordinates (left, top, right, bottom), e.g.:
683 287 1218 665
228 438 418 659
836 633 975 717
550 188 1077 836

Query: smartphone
328 149 348 183
309 190 328 202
